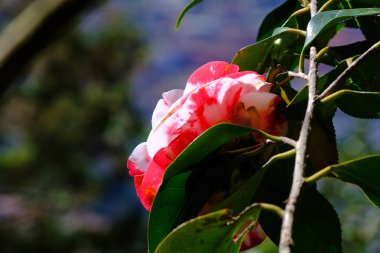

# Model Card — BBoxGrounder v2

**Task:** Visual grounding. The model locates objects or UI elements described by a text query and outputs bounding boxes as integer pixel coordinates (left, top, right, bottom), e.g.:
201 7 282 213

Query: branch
0 0 106 97
304 166 333 184
319 40 380 99
318 0 339 13
259 203 284 218
279 1 319 253
287 71 309 81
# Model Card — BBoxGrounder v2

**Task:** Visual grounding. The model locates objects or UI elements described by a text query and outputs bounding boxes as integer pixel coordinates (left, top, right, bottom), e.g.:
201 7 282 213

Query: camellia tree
127 0 380 252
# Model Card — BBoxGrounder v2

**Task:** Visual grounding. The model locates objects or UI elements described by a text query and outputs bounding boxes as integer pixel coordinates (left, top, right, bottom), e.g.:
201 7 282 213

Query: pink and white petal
190 78 243 128
184 61 239 95
228 72 271 93
151 99 169 129
253 81 272 92
140 148 172 210
148 78 245 158
240 92 286 135
165 129 199 160
127 142 151 176
226 71 264 84
240 92 278 114
151 89 183 129
162 89 183 106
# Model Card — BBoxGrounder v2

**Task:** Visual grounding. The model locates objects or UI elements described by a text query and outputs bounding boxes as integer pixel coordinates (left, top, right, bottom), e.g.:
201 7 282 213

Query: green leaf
322 90 380 118
260 189 342 253
292 189 342 253
155 206 261 253
175 0 204 30
148 171 192 253
304 8 380 50
232 28 304 73
317 41 373 66
349 54 380 92
257 1 302 41
163 123 285 180
330 154 380 208
210 166 267 214
163 123 260 180
172 153 237 226
149 123 269 253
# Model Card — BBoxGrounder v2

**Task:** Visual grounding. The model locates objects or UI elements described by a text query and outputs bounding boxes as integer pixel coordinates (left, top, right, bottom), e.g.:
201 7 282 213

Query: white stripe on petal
128 142 151 174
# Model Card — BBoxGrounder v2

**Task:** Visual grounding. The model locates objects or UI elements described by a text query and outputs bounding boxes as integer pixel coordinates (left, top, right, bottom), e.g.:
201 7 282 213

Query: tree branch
0 0 106 97
319 40 380 99
279 1 319 252
287 71 309 81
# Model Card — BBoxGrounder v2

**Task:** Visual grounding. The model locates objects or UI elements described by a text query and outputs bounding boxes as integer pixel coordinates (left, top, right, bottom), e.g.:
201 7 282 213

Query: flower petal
184 61 239 95
152 89 184 129
140 148 172 210
127 142 151 176
240 92 286 135
146 78 243 158
163 89 184 105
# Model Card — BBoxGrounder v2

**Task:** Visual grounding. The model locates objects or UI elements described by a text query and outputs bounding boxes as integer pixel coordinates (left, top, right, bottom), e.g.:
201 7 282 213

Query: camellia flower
127 61 287 211
127 61 287 251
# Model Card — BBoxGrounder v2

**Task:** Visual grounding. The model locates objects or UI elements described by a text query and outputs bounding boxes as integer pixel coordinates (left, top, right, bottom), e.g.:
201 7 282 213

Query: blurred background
0 0 378 252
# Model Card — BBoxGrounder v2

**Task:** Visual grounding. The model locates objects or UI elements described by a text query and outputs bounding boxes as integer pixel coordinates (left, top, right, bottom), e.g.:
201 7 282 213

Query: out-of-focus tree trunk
0 0 105 97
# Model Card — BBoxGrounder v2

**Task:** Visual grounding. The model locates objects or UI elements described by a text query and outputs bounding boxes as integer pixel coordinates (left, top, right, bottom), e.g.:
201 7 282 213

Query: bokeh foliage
0 2 147 252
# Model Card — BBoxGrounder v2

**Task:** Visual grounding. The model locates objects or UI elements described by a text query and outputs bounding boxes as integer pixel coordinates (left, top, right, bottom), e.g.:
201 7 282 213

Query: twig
279 1 319 253
304 166 332 184
250 128 298 148
315 46 329 61
318 0 338 13
286 28 307 37
287 71 309 81
284 6 310 25
319 40 380 99
278 137 298 148
258 203 284 218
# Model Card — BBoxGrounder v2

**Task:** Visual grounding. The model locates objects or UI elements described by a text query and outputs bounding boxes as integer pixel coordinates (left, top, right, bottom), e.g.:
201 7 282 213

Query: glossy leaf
304 8 380 50
292 189 342 253
176 0 204 30
317 41 373 66
349 54 380 92
149 123 270 253
257 1 301 40
148 171 192 253
155 206 261 253
209 167 267 214
232 28 303 73
258 187 342 253
163 123 263 180
173 153 237 226
323 90 380 118
330 154 380 208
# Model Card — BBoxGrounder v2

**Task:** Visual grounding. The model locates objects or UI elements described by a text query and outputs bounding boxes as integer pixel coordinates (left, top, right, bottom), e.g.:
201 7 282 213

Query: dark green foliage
160 2 380 253
303 8 380 50
155 207 260 253
330 155 380 208
232 28 303 73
